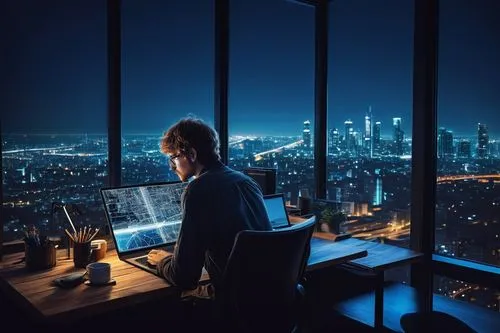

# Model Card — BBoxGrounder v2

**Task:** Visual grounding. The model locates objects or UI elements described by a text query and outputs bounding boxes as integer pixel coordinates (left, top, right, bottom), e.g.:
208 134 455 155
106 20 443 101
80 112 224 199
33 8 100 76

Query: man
147 117 272 298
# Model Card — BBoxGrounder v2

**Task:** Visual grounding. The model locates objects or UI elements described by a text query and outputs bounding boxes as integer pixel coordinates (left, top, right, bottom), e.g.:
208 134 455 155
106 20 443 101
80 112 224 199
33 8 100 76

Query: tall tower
344 120 353 153
302 120 311 149
477 123 488 158
443 130 454 158
457 140 471 159
373 121 381 155
328 128 340 156
364 107 372 157
438 127 454 159
392 117 404 156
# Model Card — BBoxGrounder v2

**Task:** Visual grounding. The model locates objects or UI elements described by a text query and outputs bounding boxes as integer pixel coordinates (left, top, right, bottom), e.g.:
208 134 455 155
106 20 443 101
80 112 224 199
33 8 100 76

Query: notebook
263 193 292 229
100 181 189 276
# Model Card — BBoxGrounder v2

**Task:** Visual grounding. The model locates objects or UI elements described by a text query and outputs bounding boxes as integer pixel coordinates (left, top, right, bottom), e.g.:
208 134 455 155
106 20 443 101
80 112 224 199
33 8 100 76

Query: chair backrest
220 216 316 332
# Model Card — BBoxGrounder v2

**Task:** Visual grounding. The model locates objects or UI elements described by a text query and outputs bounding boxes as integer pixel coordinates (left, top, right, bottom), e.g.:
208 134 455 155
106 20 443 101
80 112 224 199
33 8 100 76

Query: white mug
86 262 111 285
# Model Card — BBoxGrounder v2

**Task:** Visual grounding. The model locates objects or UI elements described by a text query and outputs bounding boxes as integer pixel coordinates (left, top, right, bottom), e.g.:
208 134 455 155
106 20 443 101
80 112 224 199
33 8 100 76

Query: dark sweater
157 162 272 293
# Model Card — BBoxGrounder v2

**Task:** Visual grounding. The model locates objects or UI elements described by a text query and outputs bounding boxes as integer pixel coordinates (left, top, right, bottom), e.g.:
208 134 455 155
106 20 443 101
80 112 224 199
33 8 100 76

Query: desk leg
374 271 384 331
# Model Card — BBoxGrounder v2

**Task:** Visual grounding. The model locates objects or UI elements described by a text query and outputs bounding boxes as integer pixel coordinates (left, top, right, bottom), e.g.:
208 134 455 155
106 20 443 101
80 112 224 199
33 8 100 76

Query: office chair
218 217 316 333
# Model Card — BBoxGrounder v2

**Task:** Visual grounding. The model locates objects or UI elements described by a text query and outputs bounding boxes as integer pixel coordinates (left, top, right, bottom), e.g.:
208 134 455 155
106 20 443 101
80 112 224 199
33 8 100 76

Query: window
434 0 500 309
2 0 108 243
121 0 214 185
436 0 500 268
327 0 414 257
228 0 315 204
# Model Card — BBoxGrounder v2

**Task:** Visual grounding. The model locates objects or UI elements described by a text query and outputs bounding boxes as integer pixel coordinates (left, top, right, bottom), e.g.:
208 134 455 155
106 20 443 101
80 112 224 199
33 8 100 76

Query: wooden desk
312 233 423 271
0 250 198 325
307 237 367 271
0 238 366 326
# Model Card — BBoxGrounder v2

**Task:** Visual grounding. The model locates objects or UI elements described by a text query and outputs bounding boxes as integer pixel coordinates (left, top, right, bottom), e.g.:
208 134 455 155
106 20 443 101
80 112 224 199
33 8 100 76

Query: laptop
100 181 189 276
263 193 292 229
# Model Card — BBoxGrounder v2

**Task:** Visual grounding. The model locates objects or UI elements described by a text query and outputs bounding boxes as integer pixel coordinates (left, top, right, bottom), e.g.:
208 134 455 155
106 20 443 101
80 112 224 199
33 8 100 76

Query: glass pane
435 0 500 267
2 0 107 243
326 0 414 253
434 275 500 312
228 0 315 204
121 0 214 185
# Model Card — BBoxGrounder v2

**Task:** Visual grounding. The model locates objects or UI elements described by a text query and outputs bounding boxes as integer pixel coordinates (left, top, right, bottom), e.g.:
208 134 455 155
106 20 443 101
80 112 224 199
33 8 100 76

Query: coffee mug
86 262 111 285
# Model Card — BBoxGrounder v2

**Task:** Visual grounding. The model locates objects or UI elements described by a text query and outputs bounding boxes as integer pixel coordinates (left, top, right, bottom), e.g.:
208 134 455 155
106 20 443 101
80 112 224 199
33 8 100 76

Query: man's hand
147 249 171 266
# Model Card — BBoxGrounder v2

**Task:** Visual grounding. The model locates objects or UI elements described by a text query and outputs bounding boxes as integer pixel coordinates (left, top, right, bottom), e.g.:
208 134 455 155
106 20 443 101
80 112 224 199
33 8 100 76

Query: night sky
2 0 499 138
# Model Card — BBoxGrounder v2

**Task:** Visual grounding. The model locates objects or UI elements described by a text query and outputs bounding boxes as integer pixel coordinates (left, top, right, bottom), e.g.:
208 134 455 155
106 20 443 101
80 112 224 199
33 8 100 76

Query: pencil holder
25 243 57 271
73 242 93 269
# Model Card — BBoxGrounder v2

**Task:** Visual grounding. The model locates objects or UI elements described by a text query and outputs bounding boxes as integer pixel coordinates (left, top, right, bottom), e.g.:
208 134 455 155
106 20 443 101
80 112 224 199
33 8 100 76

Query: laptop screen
100 181 189 254
263 194 291 229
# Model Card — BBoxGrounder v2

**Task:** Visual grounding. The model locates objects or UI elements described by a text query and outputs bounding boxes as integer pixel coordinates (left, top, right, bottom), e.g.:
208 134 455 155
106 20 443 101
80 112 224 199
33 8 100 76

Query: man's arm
157 185 207 289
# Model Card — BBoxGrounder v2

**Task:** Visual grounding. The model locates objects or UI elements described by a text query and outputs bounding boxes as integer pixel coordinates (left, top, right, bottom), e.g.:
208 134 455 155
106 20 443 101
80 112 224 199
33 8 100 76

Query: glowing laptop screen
101 182 188 254
263 194 291 229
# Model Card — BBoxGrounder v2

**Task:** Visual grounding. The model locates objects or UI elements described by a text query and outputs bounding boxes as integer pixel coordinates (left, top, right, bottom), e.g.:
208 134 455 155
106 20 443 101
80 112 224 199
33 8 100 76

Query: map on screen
100 182 188 254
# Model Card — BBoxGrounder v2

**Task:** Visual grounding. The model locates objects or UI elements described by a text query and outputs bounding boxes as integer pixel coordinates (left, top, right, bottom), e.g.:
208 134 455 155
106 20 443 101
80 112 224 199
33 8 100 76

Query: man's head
160 117 221 181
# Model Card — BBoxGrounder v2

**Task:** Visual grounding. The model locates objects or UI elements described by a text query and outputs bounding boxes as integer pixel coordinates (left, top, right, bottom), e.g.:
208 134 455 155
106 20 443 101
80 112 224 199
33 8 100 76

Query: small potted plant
316 207 346 234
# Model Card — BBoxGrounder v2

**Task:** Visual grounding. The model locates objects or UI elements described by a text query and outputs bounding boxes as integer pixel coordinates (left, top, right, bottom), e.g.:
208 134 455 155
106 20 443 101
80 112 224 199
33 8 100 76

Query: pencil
64 229 75 242
88 228 100 242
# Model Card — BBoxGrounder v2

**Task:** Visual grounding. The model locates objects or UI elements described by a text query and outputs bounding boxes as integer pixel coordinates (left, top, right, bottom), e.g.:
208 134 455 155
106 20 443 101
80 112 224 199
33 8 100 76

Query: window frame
214 0 229 164
409 0 439 311
108 0 122 188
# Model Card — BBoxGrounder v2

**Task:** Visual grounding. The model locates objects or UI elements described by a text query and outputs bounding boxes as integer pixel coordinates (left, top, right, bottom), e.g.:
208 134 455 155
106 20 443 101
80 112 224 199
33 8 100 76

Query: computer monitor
100 181 188 254
243 167 277 195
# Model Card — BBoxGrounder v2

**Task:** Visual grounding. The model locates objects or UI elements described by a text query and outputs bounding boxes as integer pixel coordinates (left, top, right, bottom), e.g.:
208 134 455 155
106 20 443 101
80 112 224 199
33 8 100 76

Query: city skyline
2 0 499 137
2 116 497 142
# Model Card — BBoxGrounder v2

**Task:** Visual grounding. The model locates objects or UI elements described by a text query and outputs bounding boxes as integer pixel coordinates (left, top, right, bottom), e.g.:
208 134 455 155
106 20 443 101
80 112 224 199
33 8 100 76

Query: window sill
432 254 499 288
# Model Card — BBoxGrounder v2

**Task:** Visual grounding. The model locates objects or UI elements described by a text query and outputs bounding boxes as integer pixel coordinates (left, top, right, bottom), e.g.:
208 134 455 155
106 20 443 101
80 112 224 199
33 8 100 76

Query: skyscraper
392 117 404 156
457 140 471 159
364 173 383 206
364 111 372 157
344 120 354 153
438 127 454 159
303 120 311 149
373 121 381 155
488 140 499 158
477 123 488 158
328 128 340 156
